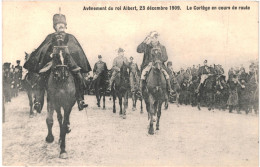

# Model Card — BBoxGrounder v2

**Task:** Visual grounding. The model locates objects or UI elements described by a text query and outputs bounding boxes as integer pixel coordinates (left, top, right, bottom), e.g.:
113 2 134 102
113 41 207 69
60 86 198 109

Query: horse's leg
156 101 162 130
103 93 106 109
176 93 180 107
38 89 45 113
164 93 168 110
140 98 143 114
56 106 63 143
119 96 123 116
122 93 128 119
27 90 34 117
46 99 54 143
132 93 136 111
113 95 116 113
148 95 154 135
59 106 72 159
96 89 100 107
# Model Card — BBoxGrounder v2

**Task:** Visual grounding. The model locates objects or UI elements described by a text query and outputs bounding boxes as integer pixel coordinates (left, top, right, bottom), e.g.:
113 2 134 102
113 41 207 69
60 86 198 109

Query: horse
111 63 130 119
22 71 45 117
22 52 45 117
44 49 77 159
93 70 108 109
143 60 167 135
130 71 143 113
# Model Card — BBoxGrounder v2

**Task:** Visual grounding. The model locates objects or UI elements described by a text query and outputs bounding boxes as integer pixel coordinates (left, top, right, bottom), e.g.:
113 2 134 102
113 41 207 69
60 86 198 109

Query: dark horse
111 63 129 119
130 71 143 113
94 70 108 109
22 72 44 117
143 60 167 135
45 48 76 159
22 52 45 117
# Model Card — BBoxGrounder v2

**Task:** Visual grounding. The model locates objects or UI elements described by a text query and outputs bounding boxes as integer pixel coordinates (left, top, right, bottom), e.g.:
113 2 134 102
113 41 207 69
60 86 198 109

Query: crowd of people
165 60 259 114
2 60 23 102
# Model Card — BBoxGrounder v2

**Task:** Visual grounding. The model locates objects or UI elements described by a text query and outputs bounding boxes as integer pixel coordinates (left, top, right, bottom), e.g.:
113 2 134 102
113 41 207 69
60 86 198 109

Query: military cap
3 63 11 69
118 48 125 53
167 61 172 66
98 55 102 58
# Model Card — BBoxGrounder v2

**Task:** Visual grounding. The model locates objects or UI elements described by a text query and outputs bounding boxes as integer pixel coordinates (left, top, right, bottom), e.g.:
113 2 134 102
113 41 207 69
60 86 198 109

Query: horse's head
52 47 70 82
120 62 129 76
153 60 162 72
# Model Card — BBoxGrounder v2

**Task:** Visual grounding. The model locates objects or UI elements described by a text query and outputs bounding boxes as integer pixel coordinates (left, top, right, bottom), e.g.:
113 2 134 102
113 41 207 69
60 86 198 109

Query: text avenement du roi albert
83 5 250 11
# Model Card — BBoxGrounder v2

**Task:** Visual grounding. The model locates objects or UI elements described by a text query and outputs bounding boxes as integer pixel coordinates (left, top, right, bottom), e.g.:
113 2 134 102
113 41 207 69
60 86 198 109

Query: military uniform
93 60 107 80
108 53 129 89
23 12 91 110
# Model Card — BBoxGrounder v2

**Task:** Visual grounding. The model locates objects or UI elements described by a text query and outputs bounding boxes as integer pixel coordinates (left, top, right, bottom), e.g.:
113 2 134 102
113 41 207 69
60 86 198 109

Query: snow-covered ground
2 92 258 166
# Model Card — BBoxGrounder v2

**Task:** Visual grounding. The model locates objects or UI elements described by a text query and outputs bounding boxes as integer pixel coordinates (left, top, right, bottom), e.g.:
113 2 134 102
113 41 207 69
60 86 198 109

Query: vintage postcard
2 1 259 166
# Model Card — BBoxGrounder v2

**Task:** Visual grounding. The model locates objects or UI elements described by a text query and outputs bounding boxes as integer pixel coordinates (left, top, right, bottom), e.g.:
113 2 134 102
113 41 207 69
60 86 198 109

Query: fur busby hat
53 8 67 29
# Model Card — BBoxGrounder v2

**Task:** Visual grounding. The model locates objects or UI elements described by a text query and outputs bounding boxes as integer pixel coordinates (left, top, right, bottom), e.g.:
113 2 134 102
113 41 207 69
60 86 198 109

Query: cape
24 33 92 73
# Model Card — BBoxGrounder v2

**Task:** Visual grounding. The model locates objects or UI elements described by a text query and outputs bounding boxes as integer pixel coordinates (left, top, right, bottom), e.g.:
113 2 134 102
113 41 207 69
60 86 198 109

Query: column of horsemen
3 11 259 115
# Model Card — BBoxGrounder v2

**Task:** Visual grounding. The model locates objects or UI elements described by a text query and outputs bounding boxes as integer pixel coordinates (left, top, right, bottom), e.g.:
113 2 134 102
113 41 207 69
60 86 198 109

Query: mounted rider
93 55 108 81
129 56 141 93
23 10 91 111
136 31 174 97
196 60 215 92
107 48 129 92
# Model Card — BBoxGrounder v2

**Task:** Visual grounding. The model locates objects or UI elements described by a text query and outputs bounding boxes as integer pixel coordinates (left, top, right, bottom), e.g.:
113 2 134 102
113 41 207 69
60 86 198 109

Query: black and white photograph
2 1 259 166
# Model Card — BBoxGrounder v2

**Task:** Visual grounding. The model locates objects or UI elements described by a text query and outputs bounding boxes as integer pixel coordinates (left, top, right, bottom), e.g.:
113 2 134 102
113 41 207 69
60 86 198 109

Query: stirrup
77 100 88 111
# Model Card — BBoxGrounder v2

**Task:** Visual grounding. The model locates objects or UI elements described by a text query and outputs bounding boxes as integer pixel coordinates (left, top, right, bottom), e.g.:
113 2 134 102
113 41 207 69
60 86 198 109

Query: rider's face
55 23 66 32
150 35 159 44
118 52 124 56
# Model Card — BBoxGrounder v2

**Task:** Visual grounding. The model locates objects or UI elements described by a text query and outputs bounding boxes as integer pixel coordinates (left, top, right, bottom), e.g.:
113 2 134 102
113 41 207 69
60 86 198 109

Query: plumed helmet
53 8 67 29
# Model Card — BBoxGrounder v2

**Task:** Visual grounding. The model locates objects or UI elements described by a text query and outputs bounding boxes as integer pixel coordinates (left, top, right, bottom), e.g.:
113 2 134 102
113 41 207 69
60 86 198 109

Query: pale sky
2 1 258 74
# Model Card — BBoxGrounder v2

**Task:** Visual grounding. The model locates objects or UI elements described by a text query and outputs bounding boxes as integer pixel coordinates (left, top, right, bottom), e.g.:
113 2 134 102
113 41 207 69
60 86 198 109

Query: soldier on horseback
23 10 91 111
93 55 108 81
136 31 174 97
196 60 215 91
107 48 129 92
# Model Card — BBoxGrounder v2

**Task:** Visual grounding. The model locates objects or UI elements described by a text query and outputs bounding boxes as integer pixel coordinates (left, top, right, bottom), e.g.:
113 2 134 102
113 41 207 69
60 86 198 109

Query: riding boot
167 79 174 96
137 80 145 98
73 71 88 111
